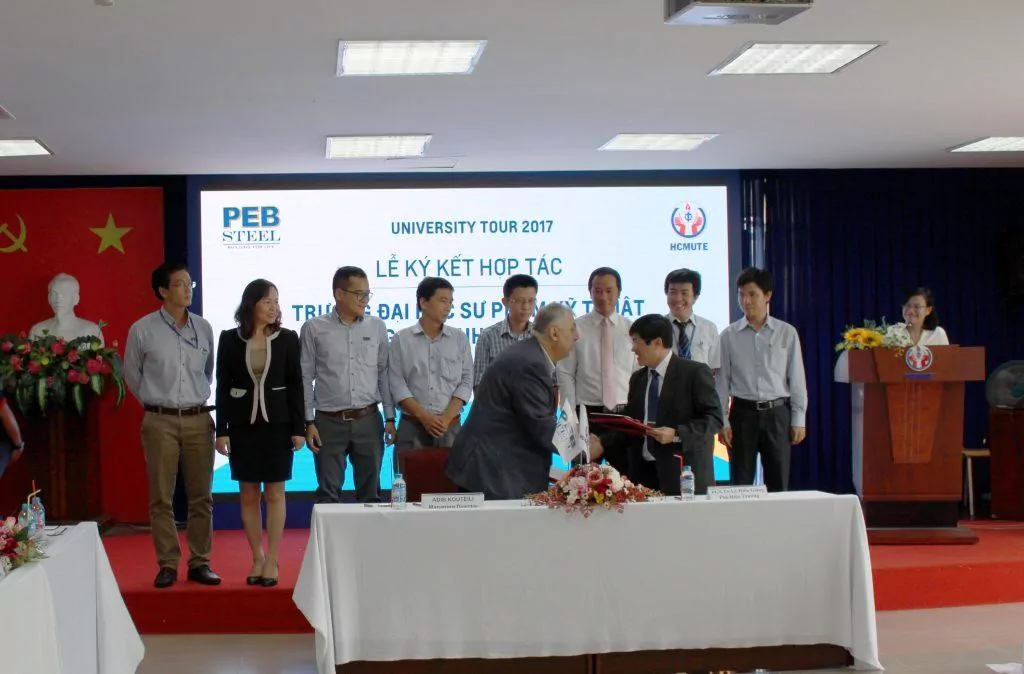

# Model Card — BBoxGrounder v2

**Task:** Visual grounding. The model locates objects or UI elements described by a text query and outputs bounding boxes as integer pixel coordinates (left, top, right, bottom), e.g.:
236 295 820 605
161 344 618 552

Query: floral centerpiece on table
527 463 661 517
0 516 46 579
0 328 126 416
835 319 914 356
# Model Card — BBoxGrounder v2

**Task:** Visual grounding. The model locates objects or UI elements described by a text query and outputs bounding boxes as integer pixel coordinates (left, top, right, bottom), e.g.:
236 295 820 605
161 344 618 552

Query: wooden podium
844 346 985 544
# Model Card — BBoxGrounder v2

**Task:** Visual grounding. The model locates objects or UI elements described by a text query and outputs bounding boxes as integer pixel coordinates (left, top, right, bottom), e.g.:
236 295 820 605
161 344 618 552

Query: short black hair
235 279 281 339
737 267 774 294
664 268 702 296
332 266 368 291
151 261 190 301
588 267 622 291
629 314 674 349
904 287 940 330
503 274 538 298
416 277 454 305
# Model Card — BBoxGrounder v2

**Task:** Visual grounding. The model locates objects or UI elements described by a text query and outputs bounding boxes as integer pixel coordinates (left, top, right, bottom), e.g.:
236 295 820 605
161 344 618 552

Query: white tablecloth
0 523 145 674
294 492 881 674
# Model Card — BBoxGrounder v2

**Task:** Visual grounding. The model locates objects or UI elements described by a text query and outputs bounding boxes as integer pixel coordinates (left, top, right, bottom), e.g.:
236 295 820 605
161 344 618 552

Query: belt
732 397 788 412
585 404 627 415
144 405 214 416
319 404 377 421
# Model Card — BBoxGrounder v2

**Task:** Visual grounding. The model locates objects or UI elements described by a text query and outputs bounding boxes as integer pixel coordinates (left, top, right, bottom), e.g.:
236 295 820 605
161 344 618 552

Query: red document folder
588 413 649 437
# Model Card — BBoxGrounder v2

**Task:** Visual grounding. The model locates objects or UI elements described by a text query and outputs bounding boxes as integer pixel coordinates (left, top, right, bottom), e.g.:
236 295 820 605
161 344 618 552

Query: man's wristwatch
385 418 395 424
304 420 316 428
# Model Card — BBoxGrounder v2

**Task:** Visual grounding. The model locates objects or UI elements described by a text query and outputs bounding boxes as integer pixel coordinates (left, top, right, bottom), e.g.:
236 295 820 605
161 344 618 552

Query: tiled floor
136 603 1024 674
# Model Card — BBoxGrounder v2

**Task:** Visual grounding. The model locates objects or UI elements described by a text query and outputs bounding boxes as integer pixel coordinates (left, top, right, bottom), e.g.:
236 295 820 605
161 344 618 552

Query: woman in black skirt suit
215 279 305 586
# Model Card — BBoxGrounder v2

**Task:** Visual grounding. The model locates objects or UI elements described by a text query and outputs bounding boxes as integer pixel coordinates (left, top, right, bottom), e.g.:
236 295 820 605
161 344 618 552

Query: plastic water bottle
18 503 36 536
391 473 407 510
680 465 695 502
31 496 46 532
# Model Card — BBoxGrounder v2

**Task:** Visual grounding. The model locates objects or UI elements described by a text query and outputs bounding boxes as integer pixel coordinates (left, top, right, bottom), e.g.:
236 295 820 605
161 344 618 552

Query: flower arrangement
527 463 661 517
835 320 914 355
0 328 126 416
0 516 46 578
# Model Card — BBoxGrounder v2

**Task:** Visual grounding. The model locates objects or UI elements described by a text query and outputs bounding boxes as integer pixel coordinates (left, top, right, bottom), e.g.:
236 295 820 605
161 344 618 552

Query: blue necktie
646 370 660 455
675 320 692 359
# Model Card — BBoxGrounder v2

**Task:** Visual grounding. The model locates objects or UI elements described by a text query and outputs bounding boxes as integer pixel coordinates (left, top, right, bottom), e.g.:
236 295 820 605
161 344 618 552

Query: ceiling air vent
665 0 813 26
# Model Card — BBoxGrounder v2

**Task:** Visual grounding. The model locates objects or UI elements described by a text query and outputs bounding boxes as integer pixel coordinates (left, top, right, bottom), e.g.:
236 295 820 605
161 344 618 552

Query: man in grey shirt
389 277 473 454
124 262 221 589
716 267 808 492
473 274 538 389
301 267 395 503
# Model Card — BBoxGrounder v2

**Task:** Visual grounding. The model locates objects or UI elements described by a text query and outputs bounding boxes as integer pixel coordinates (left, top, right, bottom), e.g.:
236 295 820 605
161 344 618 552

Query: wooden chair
397 447 458 502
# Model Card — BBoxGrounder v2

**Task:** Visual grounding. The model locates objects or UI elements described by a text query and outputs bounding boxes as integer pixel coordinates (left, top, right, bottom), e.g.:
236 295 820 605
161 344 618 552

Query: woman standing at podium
902 287 949 346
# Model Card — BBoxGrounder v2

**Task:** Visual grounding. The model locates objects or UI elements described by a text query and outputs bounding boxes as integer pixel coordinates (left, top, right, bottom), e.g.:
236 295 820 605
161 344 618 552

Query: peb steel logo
671 202 707 238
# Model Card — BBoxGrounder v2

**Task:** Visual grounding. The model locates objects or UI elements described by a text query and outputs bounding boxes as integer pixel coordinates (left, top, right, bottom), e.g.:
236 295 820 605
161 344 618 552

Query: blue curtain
741 170 1024 493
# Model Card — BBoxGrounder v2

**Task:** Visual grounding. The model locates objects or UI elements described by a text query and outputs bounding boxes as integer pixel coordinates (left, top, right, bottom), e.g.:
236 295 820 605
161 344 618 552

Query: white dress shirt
556 311 636 409
717 315 808 429
665 312 720 368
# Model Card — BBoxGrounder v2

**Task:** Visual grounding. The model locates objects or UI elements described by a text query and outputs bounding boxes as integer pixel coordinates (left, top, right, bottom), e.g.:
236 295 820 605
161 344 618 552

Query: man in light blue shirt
716 268 807 492
389 277 473 454
301 267 395 503
124 262 220 589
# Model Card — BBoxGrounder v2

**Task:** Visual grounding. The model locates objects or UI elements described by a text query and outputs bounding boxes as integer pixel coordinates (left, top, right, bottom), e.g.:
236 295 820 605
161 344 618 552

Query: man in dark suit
446 303 602 500
622 314 723 495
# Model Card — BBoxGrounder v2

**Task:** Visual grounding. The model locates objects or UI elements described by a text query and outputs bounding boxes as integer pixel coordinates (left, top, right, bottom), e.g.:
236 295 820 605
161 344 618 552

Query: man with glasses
124 262 220 589
473 274 539 390
301 266 394 503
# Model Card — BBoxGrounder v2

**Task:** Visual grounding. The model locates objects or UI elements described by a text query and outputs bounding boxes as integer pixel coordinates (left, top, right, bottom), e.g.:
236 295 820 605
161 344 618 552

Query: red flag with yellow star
0 188 163 522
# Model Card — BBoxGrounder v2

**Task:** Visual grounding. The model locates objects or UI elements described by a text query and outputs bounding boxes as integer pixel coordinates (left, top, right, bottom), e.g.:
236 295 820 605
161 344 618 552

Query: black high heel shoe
259 563 279 587
247 560 265 586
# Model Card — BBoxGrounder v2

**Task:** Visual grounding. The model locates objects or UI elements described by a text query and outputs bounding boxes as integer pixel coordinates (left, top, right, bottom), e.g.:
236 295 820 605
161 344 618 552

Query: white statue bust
29 273 105 345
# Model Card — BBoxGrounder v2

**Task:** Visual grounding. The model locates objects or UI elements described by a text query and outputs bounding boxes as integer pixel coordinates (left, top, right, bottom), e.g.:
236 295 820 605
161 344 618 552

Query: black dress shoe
186 565 222 586
154 567 177 589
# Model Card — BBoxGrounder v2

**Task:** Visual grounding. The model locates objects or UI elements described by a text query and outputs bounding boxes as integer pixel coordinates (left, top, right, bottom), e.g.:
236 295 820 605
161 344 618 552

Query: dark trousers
584 405 629 474
728 403 791 492
631 455 661 493
314 412 384 504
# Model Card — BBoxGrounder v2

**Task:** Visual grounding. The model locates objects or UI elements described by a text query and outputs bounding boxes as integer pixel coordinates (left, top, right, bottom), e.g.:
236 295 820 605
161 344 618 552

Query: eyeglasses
340 289 373 301
508 298 536 307
904 303 927 311
170 281 197 290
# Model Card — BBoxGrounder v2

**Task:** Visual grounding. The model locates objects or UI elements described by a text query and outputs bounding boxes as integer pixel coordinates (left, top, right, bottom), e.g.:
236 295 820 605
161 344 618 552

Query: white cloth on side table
293 492 882 674
0 522 145 674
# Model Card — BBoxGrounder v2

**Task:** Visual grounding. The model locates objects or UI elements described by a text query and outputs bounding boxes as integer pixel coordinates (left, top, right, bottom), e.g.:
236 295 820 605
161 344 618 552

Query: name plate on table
421 493 484 510
706 485 767 501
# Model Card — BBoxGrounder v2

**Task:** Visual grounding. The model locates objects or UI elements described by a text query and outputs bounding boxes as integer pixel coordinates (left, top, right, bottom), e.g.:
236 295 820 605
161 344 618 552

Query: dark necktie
675 320 692 359
646 370 660 456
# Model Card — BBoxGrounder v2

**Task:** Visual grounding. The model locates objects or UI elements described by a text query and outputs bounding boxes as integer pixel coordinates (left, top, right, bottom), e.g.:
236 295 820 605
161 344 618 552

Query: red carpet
103 529 312 634
104 522 1024 634
871 522 1024 611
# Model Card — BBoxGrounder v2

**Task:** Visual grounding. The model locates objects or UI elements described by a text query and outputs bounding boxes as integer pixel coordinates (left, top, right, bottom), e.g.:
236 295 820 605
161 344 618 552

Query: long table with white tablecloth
0 522 144 674
294 491 881 674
